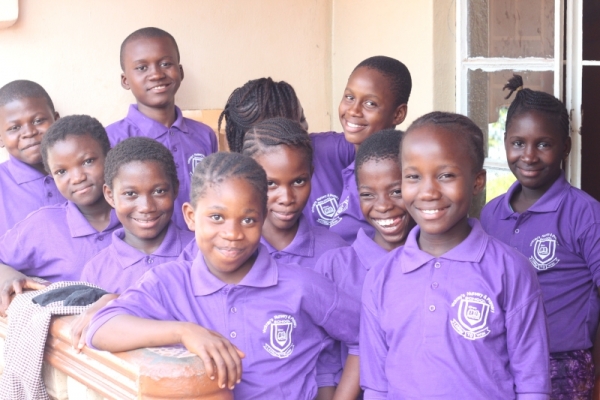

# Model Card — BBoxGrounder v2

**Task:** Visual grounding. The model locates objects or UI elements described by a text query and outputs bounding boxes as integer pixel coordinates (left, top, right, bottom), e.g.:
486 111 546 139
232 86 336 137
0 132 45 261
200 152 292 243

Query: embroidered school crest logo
263 314 297 359
529 233 559 270
328 196 349 227
450 292 495 341
312 194 339 226
187 153 206 175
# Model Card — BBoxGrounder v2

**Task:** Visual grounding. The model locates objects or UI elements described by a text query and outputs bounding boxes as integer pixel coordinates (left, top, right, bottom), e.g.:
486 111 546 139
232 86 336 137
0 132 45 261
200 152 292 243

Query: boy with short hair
106 27 218 230
0 80 65 236
0 115 121 315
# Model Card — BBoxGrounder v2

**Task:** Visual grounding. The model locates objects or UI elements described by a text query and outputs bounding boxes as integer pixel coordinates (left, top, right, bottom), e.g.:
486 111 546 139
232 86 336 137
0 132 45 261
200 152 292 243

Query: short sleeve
579 222 600 288
359 269 388 398
0 219 36 273
86 270 176 348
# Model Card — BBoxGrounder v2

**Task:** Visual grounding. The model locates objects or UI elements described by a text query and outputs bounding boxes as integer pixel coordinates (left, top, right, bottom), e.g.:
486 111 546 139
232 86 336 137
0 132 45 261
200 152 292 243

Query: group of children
0 26 599 400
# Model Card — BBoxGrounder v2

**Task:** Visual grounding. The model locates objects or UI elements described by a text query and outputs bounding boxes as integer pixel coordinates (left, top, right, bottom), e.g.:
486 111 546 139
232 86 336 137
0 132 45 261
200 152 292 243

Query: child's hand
180 323 245 391
0 272 49 317
69 294 119 353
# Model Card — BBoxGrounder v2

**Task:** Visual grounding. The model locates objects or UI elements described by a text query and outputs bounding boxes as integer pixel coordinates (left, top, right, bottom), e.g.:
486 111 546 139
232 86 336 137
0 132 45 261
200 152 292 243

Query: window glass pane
468 69 554 159
468 0 555 58
486 168 517 203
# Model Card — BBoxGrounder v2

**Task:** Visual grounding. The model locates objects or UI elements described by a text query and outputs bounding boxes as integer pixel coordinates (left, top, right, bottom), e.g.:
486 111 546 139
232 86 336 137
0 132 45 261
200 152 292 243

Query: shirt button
434 262 441 269
98 236 104 241
230 331 237 338
429 305 436 312
147 257 154 264
172 146 177 152
169 131 174 136
431 282 439 289
274 254 281 259
514 229 519 233
47 192 53 197
230 307 237 313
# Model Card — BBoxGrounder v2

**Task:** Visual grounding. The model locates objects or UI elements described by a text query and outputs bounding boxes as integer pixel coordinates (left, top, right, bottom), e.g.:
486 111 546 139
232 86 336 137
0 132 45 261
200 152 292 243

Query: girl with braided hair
219 77 355 229
481 74 600 399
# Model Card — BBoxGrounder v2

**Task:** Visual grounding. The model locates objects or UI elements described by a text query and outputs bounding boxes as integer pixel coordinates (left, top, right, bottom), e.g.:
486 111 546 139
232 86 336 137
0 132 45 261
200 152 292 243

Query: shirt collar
191 244 278 296
352 228 388 271
66 202 121 238
400 218 488 273
499 172 569 218
111 222 183 269
6 155 47 184
125 104 188 139
260 215 313 257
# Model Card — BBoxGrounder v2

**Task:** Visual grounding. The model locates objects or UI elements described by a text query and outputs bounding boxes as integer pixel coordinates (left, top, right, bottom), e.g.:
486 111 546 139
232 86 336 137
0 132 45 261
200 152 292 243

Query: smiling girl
361 112 550 399
481 75 600 399
86 152 360 399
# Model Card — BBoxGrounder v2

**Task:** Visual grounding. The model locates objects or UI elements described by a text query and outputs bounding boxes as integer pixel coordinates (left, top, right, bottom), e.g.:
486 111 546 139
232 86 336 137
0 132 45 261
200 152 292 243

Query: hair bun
503 74 524 100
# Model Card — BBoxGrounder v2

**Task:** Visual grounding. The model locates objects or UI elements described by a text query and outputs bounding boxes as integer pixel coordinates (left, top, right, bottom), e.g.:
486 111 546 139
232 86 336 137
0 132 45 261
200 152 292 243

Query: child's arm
91 314 244 390
0 263 48 316
315 386 335 400
70 293 119 352
333 355 360 400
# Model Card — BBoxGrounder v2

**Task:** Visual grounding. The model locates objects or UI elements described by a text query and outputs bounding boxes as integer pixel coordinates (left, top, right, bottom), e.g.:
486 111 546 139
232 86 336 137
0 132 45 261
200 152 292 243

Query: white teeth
153 85 165 90
422 209 440 214
374 218 394 227
347 122 363 128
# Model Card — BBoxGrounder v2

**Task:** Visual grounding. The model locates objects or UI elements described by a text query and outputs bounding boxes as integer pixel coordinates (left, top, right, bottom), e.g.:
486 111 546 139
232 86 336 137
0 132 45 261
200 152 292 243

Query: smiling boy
106 27 218 231
0 80 65 236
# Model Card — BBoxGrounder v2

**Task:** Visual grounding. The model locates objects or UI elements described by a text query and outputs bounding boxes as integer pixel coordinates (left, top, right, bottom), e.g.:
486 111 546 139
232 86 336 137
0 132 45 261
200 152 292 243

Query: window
456 0 566 210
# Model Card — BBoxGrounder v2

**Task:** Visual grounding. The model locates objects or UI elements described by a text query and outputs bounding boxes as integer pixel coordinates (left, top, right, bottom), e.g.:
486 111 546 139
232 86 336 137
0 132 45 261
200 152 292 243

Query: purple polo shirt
328 161 375 243
80 222 194 294
315 228 388 386
360 220 550 399
303 132 355 228
260 215 348 270
0 201 121 282
106 105 218 231
481 173 600 353
0 156 65 236
87 245 360 399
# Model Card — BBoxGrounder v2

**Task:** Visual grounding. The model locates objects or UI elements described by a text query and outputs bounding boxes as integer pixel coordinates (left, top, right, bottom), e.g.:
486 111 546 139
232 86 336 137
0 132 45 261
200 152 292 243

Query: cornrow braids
0 80 55 113
218 78 305 153
120 27 180 70
354 56 412 106
355 129 402 184
104 137 178 190
41 115 110 173
405 111 484 172
503 74 570 140
190 152 268 212
242 117 313 167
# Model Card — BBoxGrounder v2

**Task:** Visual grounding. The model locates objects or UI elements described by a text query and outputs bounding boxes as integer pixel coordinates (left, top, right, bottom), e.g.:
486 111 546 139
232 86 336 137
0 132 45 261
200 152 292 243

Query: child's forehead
0 96 52 117
403 126 473 165
123 36 177 59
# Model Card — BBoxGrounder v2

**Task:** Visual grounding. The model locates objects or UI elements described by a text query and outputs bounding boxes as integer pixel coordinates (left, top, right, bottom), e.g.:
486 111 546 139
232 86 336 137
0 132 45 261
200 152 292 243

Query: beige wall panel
0 0 332 136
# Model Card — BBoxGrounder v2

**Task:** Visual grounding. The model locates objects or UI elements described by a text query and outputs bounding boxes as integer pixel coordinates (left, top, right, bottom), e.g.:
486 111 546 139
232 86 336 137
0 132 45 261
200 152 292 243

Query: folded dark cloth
32 285 108 306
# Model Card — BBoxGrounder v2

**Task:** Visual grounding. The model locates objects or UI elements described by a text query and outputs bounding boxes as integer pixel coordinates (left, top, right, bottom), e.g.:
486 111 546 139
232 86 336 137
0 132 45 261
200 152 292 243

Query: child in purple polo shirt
329 56 412 243
481 75 600 398
71 137 194 352
0 80 65 236
361 112 550 399
0 115 121 315
241 117 347 270
219 77 355 228
87 152 360 399
106 27 218 231
315 129 415 399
